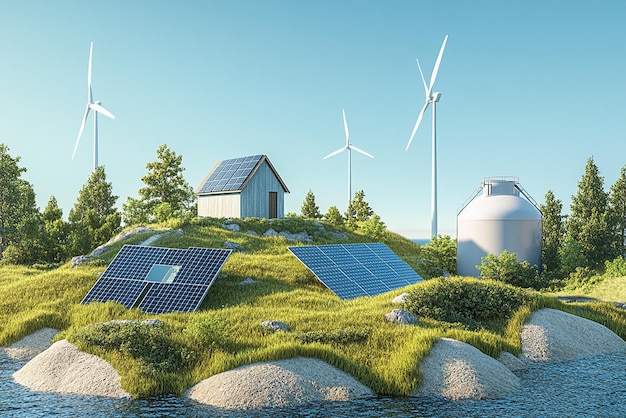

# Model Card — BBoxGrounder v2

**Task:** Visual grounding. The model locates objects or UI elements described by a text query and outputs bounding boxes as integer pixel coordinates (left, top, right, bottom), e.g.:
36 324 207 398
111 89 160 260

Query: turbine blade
350 145 374 159
89 103 115 119
73 105 91 159
427 35 448 96
342 109 349 145
323 147 346 160
416 58 428 95
406 101 430 151
88 42 93 103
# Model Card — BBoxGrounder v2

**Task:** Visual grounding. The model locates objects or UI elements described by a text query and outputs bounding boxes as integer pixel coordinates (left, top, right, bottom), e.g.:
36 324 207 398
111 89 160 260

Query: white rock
415 338 520 400
186 357 374 409
12 340 131 398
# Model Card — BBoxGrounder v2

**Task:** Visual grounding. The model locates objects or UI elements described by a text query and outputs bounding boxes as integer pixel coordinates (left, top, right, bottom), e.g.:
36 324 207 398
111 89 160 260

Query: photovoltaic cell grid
81 245 232 314
197 154 263 193
288 243 423 299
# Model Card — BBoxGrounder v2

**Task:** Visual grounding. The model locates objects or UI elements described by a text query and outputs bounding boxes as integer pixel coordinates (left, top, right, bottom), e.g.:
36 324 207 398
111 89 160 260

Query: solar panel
81 245 232 314
197 154 263 193
288 243 423 299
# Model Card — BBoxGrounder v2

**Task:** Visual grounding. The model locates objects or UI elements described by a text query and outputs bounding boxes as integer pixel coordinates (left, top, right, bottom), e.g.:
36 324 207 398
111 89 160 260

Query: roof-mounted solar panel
288 243 422 299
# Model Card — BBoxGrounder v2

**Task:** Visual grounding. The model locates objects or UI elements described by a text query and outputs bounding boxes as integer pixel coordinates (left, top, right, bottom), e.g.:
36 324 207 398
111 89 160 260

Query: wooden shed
195 154 290 219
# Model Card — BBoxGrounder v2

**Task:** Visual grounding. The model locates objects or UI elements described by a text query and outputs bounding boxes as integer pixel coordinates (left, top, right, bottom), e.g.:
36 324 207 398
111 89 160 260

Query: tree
0 144 38 260
41 196 70 263
345 190 373 229
324 206 344 227
123 144 195 225
361 214 387 240
539 190 565 273
69 166 121 255
1 182 45 265
300 190 321 219
566 157 617 267
609 165 626 255
421 234 457 276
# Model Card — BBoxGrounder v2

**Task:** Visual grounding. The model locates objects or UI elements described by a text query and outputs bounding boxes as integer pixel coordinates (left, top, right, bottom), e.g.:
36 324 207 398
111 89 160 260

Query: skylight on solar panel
81 245 232 314
288 243 422 299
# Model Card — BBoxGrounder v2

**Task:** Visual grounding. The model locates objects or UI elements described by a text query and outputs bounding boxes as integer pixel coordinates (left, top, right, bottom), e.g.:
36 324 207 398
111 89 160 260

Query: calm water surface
2 350 626 417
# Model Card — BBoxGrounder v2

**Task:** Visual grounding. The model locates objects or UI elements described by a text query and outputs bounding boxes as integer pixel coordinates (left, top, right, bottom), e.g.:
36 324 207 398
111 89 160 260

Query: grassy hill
2 216 625 398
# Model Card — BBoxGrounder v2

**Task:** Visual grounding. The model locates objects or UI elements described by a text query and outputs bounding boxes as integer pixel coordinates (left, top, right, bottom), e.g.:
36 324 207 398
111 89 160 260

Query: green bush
295 327 370 345
72 321 194 372
477 250 542 289
404 277 536 331
604 256 626 278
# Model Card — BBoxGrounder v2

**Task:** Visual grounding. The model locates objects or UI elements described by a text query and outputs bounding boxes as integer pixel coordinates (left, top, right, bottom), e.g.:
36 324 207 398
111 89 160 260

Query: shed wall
197 193 241 218
240 161 285 218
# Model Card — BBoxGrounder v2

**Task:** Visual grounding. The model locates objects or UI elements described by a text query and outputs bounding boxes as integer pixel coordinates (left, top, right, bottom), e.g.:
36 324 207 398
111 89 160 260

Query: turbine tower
406 35 448 239
72 41 115 171
324 109 374 204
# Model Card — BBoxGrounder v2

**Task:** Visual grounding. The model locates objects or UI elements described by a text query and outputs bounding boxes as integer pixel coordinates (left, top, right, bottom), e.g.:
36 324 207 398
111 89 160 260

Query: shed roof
196 154 290 195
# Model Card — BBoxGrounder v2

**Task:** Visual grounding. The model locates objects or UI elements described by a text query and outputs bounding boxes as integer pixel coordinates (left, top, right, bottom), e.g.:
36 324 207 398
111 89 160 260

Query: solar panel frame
81 245 232 314
288 243 423 299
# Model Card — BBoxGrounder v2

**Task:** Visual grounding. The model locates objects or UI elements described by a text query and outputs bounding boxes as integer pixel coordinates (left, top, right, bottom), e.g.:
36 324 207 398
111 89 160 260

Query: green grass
2 217 626 398
551 275 626 303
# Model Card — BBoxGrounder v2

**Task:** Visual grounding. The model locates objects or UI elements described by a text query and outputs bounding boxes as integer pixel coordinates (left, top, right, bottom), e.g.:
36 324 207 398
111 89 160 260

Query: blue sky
1 1 625 238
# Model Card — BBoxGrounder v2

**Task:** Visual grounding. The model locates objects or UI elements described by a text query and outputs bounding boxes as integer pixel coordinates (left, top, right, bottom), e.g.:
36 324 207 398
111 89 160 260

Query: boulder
414 338 520 400
520 308 626 362
391 293 408 304
12 340 130 398
261 320 289 332
222 222 241 232
186 357 374 409
385 309 418 325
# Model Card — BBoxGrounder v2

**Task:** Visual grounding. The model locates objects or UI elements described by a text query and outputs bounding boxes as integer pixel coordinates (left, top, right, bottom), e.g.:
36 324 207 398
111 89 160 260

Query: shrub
404 277 536 331
604 256 626 278
477 250 542 289
72 321 194 372
295 327 370 345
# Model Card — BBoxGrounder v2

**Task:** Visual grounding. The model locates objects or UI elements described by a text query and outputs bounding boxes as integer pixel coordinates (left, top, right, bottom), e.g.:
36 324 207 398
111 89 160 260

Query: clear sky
1 1 625 239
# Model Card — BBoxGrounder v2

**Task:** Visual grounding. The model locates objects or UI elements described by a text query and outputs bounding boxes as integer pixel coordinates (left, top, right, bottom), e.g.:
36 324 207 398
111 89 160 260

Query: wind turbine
406 35 448 239
72 41 115 171
324 109 374 204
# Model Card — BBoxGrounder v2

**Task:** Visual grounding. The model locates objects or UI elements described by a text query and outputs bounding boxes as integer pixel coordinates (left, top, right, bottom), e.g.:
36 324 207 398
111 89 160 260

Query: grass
551 275 626 303
1 216 626 398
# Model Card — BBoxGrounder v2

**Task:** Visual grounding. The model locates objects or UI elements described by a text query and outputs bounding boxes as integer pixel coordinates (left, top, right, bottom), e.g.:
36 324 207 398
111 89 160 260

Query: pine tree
539 190 565 272
345 190 373 227
566 157 617 266
42 196 70 263
609 165 626 255
324 206 344 226
69 166 121 255
300 190 321 219
123 144 195 224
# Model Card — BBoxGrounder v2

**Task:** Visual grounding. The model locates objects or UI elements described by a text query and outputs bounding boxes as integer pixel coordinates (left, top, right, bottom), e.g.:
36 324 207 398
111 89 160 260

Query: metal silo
456 177 542 277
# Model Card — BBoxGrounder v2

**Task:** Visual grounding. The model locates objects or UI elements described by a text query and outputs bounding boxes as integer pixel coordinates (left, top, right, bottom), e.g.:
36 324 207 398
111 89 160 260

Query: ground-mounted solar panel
288 243 423 299
81 245 232 314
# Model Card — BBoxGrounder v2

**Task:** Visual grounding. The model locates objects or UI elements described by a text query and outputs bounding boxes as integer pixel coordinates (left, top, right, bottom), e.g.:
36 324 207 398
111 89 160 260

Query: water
3 351 626 417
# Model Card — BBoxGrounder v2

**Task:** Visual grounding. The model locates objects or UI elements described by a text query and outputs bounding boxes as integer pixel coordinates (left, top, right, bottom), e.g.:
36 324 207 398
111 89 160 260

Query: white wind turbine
324 109 374 204
406 35 448 239
72 41 115 171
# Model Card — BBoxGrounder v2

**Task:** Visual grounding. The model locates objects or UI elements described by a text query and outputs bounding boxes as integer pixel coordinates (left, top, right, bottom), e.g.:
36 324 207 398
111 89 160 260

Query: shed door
269 192 278 219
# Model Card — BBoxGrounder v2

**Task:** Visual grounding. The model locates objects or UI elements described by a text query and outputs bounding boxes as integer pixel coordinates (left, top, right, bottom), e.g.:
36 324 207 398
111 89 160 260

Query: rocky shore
5 308 626 409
